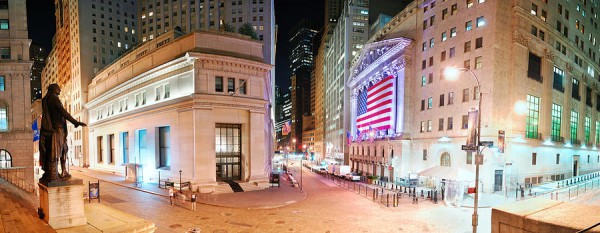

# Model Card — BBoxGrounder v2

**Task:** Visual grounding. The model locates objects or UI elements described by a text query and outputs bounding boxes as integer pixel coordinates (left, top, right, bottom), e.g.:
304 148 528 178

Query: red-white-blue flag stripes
356 75 395 132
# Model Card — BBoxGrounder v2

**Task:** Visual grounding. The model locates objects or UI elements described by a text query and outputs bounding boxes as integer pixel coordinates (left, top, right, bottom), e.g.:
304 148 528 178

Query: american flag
357 75 395 132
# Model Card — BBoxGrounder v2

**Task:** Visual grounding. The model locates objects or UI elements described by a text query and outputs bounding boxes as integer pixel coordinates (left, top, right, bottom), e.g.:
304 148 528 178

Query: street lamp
302 144 307 192
444 67 482 233
179 170 182 193
285 146 290 174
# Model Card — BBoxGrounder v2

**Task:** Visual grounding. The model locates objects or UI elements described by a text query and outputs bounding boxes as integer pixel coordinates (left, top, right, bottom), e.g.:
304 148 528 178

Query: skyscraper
29 44 46 102
42 0 138 167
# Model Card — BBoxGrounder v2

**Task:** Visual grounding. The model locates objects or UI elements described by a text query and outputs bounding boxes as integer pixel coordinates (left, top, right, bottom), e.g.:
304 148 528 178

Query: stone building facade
85 31 272 192
0 0 34 185
346 0 600 194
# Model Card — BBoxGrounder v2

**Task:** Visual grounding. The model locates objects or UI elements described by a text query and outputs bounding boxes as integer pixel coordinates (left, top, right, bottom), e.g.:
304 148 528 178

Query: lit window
476 16 485 27
450 27 457 37
0 19 8 30
117 42 121 47
149 12 153 16
142 14 146 19
0 76 4 91
465 20 472 31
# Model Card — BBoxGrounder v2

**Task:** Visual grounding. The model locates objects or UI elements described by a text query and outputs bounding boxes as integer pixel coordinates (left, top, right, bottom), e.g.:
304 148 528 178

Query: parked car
345 173 361 181
318 168 327 174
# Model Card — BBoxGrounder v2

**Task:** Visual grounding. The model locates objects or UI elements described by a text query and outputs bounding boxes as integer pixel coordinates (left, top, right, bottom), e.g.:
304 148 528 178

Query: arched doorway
0 149 12 168
440 152 451 167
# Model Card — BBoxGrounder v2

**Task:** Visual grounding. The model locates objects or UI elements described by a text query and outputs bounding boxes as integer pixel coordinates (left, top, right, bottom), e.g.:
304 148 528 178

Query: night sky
26 0 324 92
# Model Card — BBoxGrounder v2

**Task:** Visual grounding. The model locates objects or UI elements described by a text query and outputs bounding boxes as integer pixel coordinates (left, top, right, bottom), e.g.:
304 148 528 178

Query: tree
237 23 258 40
222 23 236 33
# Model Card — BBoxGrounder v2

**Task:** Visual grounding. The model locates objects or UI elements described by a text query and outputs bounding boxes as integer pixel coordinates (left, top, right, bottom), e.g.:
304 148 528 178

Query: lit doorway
215 124 242 181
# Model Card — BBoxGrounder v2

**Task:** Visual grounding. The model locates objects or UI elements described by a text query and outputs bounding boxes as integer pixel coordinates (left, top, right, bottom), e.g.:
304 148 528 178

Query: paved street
72 160 492 233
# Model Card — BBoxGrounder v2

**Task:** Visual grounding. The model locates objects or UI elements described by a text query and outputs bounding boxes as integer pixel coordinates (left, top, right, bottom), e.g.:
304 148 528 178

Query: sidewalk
70 167 307 209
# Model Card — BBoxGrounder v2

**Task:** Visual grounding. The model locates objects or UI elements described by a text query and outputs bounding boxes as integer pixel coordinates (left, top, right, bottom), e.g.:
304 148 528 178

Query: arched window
440 152 451 167
0 100 7 131
0 149 11 168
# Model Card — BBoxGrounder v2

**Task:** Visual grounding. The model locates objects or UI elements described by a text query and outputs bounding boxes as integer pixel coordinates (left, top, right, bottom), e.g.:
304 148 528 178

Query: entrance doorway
215 124 242 181
573 156 579 177
494 170 503 192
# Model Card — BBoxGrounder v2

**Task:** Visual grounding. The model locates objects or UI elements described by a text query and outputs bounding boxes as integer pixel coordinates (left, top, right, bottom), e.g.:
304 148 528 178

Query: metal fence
517 172 600 202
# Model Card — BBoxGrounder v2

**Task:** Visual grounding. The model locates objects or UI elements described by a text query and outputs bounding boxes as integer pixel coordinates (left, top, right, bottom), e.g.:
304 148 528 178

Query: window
439 94 445 106
553 67 564 92
0 150 11 168
462 115 469 129
429 56 434 66
474 86 480 100
442 31 447 41
475 56 482 69
526 95 540 139
423 20 428 30
108 134 115 164
227 78 235 93
464 60 471 69
556 154 560 164
467 0 474 8
585 117 591 143
430 15 435 26
462 88 470 102
215 76 223 92
0 101 6 131
421 76 427 86
447 117 454 130
441 51 446 62
532 153 537 165
465 20 472 31
237 79 247 94
439 118 444 131
476 16 485 27
448 92 454 105
531 4 538 16
420 121 425 132
596 121 600 144
428 97 433 109
121 132 129 164
0 76 4 91
551 103 562 141
571 110 579 142
158 126 171 169
97 136 104 163
155 86 162 101
0 19 8 30
423 149 428 160
427 120 432 132
0 1 7 9
527 52 542 82
164 83 170 99
449 47 456 58
464 41 471 53
0 47 10 59
421 100 425 111
451 4 457 15
442 9 448 20
572 78 580 100
430 38 435 48
475 37 483 48
450 27 457 37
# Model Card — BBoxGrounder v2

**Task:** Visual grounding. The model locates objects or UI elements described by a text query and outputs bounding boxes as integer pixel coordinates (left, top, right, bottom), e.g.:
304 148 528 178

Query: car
318 168 327 174
345 173 361 181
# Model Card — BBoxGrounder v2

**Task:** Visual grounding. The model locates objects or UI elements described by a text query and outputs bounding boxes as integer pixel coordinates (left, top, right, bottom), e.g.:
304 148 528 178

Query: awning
417 166 475 181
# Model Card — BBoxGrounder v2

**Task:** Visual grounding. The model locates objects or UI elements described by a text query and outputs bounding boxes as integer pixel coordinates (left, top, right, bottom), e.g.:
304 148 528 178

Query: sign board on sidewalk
89 181 100 203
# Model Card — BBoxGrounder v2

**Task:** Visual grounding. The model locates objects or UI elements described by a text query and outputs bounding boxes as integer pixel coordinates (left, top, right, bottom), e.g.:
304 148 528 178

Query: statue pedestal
39 178 87 229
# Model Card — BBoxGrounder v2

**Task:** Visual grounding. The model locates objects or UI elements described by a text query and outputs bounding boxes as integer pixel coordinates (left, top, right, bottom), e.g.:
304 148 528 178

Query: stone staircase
0 180 55 233
211 181 268 194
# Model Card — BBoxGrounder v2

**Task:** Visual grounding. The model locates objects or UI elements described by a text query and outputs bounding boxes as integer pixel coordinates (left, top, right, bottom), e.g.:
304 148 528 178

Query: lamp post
179 170 182 192
302 144 307 192
445 67 482 233
285 146 290 173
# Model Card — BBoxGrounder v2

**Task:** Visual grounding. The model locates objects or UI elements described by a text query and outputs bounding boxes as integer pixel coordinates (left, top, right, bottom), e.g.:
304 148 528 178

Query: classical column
350 91 358 137
248 110 268 183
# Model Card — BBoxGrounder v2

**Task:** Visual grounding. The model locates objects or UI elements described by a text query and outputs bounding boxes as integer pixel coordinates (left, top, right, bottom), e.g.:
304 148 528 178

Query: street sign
479 141 494 147
468 187 477 194
505 162 513 166
462 145 477 151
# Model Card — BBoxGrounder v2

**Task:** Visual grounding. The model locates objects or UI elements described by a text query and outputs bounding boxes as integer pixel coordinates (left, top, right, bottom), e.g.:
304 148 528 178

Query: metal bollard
374 189 377 200
421 190 424 198
427 191 431 199
387 194 390 207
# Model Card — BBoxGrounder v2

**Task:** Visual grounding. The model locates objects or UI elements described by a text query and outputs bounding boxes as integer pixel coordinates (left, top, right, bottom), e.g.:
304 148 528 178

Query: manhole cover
169 224 182 228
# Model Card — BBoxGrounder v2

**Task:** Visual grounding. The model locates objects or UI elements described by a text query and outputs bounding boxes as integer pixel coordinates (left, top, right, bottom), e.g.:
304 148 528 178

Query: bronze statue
39 84 86 183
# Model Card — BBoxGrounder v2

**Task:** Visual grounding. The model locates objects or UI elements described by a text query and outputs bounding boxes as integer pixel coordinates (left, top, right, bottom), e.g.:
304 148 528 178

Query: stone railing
0 167 36 193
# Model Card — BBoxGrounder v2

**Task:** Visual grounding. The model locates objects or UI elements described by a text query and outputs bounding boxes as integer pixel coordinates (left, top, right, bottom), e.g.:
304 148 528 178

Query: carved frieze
544 49 556 63
512 31 531 47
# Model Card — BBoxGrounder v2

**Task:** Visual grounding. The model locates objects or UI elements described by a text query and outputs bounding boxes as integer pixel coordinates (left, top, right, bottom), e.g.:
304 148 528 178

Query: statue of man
39 84 86 183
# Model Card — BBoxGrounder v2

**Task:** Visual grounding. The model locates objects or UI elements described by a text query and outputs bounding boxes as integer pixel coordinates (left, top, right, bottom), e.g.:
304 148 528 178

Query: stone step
0 183 56 233
212 184 234 194
0 193 20 233
1 189 37 233
238 183 267 192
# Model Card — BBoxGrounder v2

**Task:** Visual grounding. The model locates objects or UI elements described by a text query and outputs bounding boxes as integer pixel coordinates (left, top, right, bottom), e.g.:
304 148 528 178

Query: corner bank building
85 31 272 192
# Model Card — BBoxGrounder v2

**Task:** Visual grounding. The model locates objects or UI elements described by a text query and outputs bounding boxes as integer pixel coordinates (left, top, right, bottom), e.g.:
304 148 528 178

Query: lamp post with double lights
444 67 482 233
